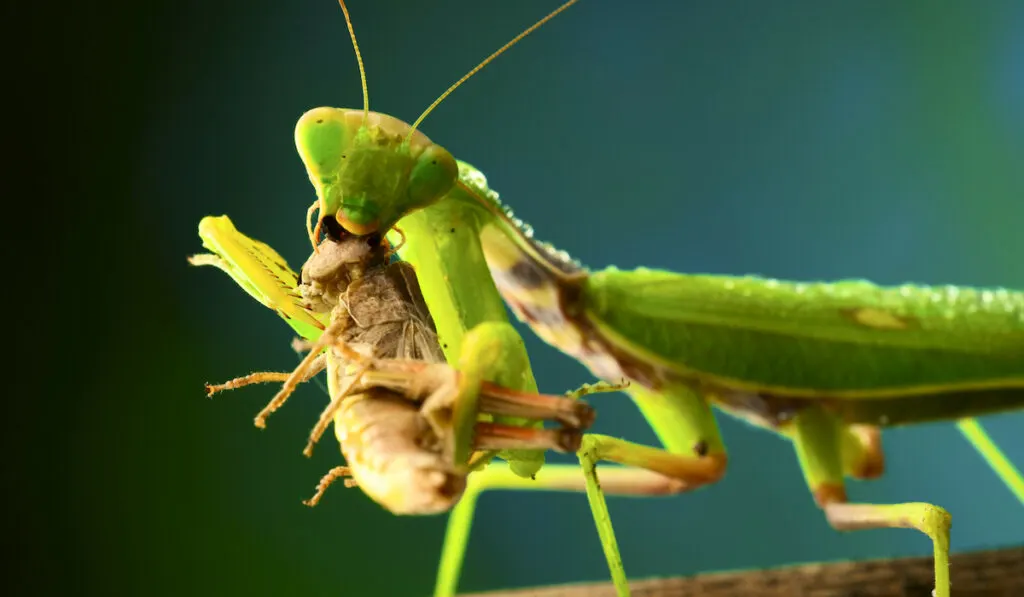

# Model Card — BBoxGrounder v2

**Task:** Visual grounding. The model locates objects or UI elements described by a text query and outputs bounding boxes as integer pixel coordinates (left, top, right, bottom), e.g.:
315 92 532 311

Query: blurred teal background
39 1 1023 596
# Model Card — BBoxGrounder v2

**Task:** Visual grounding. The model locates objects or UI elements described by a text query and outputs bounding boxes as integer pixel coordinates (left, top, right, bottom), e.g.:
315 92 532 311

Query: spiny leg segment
254 312 367 428
303 466 357 507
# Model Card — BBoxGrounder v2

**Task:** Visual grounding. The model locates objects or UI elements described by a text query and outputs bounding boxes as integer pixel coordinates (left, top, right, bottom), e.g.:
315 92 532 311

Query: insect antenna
337 0 370 124
405 0 579 143
303 1 369 253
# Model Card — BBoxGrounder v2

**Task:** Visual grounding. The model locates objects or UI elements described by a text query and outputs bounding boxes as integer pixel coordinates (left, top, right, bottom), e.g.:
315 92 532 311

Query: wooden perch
460 546 1024 597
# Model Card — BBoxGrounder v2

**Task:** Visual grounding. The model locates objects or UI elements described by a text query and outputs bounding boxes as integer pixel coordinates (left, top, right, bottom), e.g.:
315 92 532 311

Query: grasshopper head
295 107 458 236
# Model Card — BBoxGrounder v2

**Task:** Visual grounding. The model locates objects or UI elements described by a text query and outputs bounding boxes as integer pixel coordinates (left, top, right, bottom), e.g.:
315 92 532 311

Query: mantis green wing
468 182 1024 597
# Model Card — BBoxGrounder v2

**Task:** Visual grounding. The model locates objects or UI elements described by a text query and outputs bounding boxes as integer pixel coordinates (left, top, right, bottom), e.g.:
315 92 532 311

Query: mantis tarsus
193 0 1024 596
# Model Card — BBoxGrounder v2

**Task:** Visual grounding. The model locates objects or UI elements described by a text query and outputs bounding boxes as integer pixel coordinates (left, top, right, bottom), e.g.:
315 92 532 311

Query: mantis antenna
405 0 579 143
309 0 578 248
307 0 370 251
337 0 369 122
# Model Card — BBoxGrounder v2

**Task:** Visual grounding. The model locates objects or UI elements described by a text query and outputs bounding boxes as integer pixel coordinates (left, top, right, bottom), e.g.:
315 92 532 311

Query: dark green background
28 1 1023 596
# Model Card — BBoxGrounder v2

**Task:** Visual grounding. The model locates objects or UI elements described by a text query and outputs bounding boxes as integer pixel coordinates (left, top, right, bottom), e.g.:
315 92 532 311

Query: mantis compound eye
407 144 458 212
295 107 353 176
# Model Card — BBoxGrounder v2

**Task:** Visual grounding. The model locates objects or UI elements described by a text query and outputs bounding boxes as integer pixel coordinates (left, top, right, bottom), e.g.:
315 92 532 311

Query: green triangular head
294 108 458 241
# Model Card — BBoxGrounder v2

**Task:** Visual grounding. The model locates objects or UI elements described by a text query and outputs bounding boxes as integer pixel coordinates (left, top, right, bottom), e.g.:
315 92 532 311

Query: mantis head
297 0 578 249
295 107 458 239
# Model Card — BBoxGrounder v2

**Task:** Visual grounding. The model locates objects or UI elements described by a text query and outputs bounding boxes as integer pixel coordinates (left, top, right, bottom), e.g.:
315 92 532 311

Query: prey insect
191 215 595 514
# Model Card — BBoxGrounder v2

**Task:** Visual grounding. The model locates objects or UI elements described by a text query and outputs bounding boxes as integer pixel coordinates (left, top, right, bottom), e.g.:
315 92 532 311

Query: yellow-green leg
792 406 951 597
434 462 691 597
433 383 729 597
956 418 1024 505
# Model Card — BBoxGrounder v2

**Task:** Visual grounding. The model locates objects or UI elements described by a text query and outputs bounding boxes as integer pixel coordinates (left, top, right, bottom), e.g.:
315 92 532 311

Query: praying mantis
192 0 1024 596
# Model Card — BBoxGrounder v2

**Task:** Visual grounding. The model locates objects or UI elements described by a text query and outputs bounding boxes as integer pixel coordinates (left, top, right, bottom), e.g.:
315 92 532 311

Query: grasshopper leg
302 466 355 507
473 382 597 429
793 406 951 597
254 313 366 428
205 355 327 397
302 361 372 457
409 322 597 462
472 422 583 454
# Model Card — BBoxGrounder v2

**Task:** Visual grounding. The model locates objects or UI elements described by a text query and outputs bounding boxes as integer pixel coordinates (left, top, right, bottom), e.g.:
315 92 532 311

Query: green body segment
588 270 1024 395
466 184 1024 425
390 161 544 478
388 171 516 366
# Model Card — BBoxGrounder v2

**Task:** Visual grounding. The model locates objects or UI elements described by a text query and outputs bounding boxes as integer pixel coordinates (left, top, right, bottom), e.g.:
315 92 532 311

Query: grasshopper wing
190 215 328 341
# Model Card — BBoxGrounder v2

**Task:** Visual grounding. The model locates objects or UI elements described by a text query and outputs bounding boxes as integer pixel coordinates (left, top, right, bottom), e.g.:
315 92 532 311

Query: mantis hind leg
792 406 951 597
956 418 1024 505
